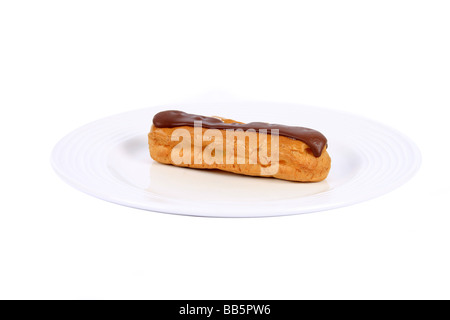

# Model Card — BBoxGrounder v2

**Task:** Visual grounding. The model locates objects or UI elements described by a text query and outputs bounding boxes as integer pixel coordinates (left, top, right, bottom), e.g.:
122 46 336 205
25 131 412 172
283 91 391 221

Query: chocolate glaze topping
153 110 328 157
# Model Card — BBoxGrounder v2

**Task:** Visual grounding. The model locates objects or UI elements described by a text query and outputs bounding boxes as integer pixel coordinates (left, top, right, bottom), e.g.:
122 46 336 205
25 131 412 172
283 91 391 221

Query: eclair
148 110 331 182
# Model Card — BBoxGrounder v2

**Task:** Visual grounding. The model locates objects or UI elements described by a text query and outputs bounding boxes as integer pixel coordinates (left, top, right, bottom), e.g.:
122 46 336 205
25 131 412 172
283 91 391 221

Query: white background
0 0 449 299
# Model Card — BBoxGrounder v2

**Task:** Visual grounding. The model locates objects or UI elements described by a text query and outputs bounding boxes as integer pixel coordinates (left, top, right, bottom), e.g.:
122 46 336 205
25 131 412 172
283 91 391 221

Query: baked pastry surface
148 115 331 182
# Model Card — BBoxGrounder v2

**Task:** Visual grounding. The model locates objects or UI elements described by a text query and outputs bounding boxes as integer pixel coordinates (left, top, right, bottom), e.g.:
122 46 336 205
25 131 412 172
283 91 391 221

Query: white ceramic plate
51 101 421 217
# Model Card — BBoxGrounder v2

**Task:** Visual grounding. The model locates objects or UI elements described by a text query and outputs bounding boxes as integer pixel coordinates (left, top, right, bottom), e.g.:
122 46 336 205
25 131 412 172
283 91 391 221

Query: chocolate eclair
148 110 331 182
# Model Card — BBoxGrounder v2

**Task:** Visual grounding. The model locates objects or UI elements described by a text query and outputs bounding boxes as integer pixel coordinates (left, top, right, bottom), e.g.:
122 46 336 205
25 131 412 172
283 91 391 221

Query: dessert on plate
148 110 331 182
